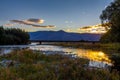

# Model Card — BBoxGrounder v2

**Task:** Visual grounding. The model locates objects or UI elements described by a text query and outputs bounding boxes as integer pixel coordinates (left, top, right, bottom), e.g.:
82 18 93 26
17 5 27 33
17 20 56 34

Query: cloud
80 26 91 29
10 18 44 25
27 18 44 24
79 24 107 33
9 18 55 28
10 20 32 25
32 25 55 28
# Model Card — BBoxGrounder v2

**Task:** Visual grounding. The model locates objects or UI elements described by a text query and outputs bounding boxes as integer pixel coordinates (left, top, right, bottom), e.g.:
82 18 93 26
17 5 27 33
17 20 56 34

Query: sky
0 0 112 33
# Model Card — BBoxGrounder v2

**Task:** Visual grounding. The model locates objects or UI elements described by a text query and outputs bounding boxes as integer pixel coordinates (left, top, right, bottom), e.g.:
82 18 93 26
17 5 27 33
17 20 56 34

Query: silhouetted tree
0 26 30 45
100 0 120 42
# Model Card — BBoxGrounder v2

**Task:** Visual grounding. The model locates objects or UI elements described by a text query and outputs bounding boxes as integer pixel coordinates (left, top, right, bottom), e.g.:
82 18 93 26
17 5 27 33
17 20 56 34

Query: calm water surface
0 44 112 68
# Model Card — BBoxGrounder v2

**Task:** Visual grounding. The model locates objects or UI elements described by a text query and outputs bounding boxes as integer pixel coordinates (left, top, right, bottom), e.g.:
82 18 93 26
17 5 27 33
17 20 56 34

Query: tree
100 0 120 42
0 26 30 45
0 27 5 35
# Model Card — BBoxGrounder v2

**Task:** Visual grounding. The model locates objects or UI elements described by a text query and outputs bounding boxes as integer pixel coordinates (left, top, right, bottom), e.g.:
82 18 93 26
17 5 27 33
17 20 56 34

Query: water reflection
74 49 112 68
0 45 112 68
29 45 112 66
76 50 111 64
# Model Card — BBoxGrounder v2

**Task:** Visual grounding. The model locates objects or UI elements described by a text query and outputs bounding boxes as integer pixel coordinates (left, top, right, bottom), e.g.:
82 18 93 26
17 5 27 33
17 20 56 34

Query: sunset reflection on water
0 45 112 68
29 45 112 66
76 49 112 65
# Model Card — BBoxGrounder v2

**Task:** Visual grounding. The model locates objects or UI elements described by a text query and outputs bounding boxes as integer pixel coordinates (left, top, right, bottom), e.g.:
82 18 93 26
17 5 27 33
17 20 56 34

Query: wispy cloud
10 20 32 25
32 25 55 28
27 18 44 24
79 24 107 33
5 18 56 28
80 26 91 29
10 18 44 25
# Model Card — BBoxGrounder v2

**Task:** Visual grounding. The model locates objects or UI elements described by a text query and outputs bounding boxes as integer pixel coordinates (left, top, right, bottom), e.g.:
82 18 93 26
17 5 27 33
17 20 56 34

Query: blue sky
0 0 112 32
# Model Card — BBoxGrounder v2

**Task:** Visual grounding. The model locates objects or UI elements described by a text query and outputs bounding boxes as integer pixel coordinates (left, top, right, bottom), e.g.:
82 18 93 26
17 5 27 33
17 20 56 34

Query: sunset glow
76 50 112 64
79 24 108 34
0 0 112 33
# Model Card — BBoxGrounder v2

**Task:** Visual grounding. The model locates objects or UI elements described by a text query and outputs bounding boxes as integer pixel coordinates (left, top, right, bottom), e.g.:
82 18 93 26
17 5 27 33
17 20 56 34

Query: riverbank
0 49 120 80
53 42 120 72
52 42 120 54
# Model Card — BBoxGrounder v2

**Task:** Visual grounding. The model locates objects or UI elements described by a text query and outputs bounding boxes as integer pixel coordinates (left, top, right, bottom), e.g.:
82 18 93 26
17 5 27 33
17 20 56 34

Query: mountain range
29 30 102 42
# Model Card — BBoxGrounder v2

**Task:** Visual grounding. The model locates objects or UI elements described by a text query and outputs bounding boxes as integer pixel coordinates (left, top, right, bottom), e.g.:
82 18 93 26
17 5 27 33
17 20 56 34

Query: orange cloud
79 24 109 34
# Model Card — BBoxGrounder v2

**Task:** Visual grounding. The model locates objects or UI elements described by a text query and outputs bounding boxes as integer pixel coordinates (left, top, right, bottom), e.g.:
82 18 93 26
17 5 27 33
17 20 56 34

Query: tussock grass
0 50 120 80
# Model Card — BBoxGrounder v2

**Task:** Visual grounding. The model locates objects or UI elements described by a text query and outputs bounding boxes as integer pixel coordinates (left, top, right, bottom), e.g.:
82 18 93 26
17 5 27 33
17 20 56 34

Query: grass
0 49 120 80
53 42 120 69
53 42 120 54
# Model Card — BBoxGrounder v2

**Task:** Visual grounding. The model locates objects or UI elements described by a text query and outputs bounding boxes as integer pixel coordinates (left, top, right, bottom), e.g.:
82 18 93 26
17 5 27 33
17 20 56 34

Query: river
0 44 112 68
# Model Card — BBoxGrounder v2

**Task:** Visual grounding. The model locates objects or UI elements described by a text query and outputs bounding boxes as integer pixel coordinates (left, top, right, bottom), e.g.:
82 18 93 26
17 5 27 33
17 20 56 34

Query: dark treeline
0 26 29 45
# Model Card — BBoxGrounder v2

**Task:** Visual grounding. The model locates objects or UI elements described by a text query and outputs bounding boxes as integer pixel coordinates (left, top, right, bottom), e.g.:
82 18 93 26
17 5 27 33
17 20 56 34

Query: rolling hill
29 30 102 42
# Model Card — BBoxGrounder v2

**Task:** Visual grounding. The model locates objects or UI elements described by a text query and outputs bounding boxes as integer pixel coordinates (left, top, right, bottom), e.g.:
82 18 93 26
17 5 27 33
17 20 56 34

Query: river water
0 44 112 68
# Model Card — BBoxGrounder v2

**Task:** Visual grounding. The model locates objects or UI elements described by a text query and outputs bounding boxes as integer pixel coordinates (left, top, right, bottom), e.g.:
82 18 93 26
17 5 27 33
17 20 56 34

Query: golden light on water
76 49 111 64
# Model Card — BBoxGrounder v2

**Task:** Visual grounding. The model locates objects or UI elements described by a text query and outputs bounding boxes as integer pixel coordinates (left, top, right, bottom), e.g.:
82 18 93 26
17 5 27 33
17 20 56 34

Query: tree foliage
100 0 120 42
0 26 30 45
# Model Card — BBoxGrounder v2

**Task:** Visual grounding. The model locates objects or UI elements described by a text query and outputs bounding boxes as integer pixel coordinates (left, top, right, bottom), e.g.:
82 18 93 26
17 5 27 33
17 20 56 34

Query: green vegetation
100 0 120 42
0 50 120 80
53 42 120 53
0 26 29 45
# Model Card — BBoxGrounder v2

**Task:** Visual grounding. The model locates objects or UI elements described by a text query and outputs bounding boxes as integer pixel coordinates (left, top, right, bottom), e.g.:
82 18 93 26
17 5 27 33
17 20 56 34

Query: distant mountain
29 30 102 41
